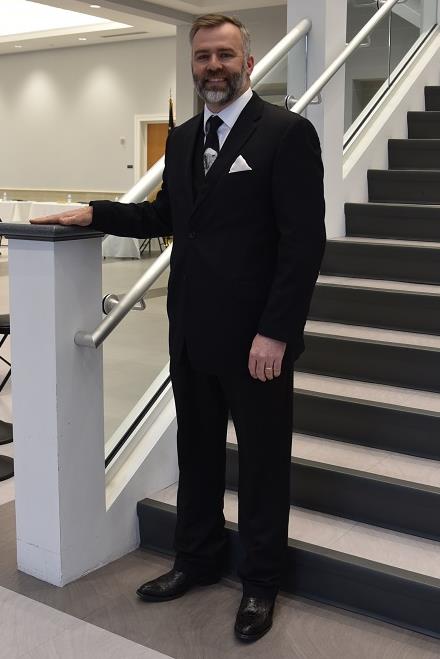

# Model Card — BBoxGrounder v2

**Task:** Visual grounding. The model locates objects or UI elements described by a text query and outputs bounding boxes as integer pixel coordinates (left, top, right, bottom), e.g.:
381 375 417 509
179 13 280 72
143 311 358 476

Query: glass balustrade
345 0 438 139
101 248 170 447
253 53 289 106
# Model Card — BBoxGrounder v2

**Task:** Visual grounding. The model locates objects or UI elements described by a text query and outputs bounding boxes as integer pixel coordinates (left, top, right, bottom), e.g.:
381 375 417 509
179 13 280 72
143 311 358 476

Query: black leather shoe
234 595 275 642
136 568 219 602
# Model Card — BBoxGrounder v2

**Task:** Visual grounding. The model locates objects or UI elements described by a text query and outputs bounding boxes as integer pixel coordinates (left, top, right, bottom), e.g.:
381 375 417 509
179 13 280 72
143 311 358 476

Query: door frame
134 113 168 183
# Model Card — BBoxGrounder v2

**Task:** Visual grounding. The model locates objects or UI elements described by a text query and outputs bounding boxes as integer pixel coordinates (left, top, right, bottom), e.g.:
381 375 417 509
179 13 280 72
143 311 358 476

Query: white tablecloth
0 200 84 223
0 200 33 222
28 202 84 219
102 235 141 259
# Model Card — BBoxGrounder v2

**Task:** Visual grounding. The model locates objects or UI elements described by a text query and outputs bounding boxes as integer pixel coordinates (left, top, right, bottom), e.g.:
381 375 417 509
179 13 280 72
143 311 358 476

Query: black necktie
204 115 223 175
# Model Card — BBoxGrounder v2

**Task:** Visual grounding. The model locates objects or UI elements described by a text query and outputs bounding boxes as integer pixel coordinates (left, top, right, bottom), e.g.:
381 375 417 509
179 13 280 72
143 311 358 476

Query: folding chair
0 314 11 392
0 419 13 482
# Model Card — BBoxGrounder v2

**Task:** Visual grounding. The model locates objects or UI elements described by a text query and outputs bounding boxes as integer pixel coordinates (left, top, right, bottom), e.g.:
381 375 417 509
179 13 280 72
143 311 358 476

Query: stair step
297 321 440 393
388 139 440 170
368 169 440 204
227 421 440 485
345 202 440 241
408 111 440 138
321 237 440 284
138 492 440 637
425 86 440 111
224 438 440 541
294 373 440 460
310 278 440 334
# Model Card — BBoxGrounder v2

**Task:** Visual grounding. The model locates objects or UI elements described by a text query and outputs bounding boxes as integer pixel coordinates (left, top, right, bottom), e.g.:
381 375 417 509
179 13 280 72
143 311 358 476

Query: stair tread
226 423 440 489
329 236 440 248
408 110 440 116
369 168 440 175
317 274 440 295
149 483 440 581
305 320 440 350
346 201 440 210
294 372 440 413
389 139 440 143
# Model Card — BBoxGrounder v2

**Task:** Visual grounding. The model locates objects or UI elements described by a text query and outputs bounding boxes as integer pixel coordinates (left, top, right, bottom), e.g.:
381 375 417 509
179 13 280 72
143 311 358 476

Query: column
4 223 105 586
287 0 348 238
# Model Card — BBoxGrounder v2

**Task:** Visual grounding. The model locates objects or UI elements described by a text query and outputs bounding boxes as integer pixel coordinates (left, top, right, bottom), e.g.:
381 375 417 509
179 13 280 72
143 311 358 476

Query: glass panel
253 52 289 107
389 1 421 77
345 1 392 132
102 247 170 444
345 0 438 136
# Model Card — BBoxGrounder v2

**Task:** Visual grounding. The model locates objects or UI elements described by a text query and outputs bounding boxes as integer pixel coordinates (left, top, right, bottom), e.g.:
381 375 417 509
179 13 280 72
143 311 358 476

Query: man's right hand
29 205 93 227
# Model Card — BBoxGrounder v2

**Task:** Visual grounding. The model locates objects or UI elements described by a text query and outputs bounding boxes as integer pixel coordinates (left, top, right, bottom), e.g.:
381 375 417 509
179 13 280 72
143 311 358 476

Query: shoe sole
234 621 273 642
136 576 221 603
136 589 188 603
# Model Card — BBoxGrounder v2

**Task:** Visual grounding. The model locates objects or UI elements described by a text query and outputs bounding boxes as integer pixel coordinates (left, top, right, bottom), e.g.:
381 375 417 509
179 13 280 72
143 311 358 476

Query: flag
168 92 175 133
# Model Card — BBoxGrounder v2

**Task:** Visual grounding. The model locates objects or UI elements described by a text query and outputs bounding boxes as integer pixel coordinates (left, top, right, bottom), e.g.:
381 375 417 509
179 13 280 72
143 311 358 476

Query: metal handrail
74 18 312 348
287 0 402 115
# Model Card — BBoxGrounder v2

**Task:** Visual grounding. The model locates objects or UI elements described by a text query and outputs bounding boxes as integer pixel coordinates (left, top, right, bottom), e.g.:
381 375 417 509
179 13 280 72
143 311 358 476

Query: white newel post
287 0 348 238
4 224 105 586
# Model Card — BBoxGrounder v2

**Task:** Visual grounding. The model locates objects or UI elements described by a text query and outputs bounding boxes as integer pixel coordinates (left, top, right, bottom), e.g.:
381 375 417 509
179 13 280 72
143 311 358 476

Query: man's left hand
248 334 286 382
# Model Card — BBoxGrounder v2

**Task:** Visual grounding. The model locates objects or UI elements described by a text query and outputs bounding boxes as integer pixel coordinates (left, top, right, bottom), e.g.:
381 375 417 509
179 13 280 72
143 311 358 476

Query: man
31 14 326 642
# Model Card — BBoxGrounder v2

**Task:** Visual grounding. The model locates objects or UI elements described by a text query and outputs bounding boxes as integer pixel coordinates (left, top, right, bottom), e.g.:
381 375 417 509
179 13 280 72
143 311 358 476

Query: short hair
189 13 251 59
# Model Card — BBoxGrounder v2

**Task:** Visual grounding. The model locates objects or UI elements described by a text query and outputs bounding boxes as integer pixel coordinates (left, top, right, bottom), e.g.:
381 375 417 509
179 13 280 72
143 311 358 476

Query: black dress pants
171 347 294 599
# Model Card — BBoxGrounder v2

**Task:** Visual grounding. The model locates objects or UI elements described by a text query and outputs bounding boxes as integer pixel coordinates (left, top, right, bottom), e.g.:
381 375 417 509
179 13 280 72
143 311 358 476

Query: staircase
137 86 440 638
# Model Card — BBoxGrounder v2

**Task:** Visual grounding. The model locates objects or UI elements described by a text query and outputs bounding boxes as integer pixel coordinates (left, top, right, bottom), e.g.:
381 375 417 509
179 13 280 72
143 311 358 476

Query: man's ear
246 55 255 76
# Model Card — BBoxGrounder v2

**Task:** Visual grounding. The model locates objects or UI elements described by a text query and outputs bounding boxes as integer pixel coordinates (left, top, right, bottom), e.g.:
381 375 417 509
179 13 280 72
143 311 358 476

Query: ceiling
0 0 177 55
0 0 283 55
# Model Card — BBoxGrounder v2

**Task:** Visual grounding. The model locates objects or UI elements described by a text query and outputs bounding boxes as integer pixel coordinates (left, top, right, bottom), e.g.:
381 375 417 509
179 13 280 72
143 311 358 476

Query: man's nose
206 55 222 70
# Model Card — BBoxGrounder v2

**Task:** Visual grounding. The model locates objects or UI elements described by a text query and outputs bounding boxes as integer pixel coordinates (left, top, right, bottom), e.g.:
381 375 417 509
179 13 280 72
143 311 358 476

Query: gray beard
193 67 246 106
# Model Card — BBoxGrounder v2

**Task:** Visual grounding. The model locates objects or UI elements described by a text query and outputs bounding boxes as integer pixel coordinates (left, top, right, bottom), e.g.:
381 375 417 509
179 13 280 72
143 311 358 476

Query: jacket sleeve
257 116 326 347
89 136 173 239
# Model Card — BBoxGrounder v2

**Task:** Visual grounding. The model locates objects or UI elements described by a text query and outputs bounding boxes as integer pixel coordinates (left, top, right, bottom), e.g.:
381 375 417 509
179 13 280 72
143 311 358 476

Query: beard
193 64 247 106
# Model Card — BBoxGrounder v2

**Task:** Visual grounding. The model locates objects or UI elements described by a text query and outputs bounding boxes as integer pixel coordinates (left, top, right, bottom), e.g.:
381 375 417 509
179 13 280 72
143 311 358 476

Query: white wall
0 38 176 193
0 6 286 193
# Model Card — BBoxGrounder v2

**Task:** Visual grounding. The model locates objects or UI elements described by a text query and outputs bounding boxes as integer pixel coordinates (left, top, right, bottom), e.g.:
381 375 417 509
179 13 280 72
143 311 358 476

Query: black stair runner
345 203 440 241
309 282 440 334
293 389 440 461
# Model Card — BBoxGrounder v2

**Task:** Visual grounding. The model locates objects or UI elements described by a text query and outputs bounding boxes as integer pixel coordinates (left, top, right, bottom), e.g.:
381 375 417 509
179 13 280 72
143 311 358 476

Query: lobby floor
1 249 440 657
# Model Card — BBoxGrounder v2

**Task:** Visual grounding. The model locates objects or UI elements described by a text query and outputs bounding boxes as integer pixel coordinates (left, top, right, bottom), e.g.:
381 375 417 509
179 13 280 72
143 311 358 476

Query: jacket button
188 231 196 239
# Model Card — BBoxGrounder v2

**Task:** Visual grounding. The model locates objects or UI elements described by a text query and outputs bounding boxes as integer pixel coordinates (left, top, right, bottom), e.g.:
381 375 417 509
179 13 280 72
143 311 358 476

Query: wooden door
146 123 169 170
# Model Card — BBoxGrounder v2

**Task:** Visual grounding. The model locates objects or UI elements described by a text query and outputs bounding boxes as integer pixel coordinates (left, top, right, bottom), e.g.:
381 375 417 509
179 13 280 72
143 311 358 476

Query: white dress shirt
203 87 253 150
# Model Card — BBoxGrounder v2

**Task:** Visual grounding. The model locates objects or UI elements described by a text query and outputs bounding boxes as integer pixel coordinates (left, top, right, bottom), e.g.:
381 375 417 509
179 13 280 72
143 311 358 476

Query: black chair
0 314 13 481
139 236 166 256
0 315 10 392
0 420 13 482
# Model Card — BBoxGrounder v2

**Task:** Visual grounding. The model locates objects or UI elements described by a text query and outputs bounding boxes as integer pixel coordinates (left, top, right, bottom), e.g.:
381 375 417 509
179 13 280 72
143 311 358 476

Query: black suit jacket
91 93 326 373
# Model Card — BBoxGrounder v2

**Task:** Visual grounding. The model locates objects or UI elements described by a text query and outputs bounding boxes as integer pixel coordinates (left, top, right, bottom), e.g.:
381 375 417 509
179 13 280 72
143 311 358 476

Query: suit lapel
191 93 264 217
179 112 203 212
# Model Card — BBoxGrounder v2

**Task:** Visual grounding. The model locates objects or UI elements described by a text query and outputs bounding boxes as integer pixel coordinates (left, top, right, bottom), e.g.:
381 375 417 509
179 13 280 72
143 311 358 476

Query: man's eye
196 54 208 61
220 53 233 59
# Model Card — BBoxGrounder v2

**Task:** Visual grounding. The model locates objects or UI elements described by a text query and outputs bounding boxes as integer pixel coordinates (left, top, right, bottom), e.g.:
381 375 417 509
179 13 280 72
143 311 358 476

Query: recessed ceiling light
90 4 101 7
78 37 87 41
14 44 23 48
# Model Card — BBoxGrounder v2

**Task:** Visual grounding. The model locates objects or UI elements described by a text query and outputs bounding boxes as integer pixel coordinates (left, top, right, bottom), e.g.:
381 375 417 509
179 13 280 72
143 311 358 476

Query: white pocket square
229 155 252 173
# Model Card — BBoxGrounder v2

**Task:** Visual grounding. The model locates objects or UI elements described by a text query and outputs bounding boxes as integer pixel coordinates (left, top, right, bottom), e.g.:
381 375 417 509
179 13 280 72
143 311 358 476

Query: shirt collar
204 87 253 133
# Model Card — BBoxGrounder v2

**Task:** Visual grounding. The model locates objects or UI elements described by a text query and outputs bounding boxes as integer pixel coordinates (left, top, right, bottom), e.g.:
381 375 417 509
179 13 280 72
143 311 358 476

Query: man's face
191 23 254 110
